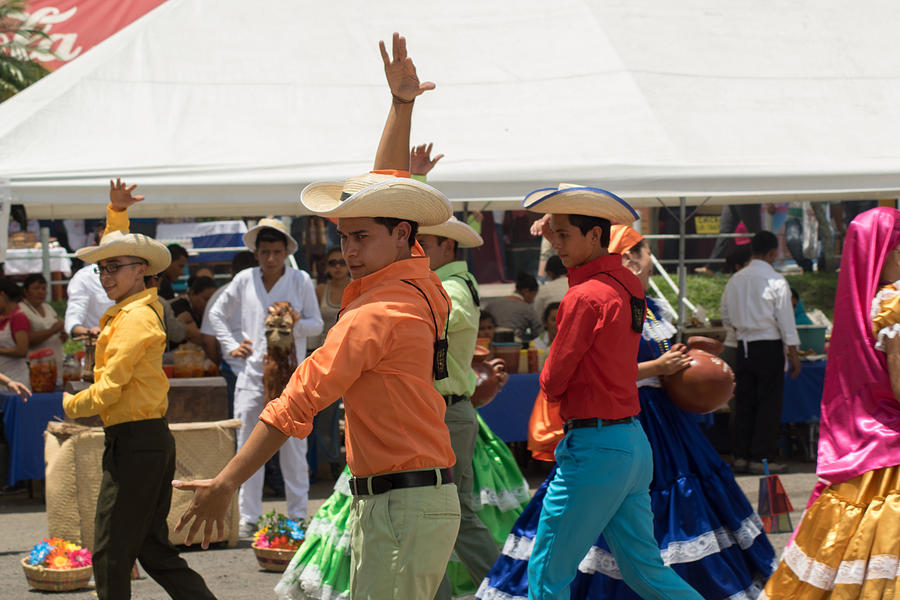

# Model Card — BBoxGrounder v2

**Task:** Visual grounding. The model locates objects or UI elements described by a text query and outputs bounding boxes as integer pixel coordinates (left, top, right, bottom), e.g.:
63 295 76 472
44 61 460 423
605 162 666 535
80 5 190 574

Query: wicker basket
251 542 300 572
21 557 93 592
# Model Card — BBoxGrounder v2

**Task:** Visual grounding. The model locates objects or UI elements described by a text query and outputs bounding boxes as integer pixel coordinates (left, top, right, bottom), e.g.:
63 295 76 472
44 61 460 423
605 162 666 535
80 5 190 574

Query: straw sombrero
76 231 171 275
300 172 451 227
522 183 638 225
243 218 299 254
418 216 483 248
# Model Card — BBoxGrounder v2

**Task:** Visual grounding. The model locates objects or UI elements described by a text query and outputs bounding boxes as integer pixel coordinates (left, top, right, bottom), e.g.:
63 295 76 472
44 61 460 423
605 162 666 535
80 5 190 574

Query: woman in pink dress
762 207 900 598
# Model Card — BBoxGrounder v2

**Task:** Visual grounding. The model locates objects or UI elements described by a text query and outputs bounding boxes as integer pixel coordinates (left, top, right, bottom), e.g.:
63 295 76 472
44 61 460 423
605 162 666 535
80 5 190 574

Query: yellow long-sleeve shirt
63 205 169 426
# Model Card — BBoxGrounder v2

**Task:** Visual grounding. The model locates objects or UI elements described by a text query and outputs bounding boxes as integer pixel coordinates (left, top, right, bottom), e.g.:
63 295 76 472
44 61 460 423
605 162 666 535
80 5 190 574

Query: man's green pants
349 472 460 599
435 399 501 599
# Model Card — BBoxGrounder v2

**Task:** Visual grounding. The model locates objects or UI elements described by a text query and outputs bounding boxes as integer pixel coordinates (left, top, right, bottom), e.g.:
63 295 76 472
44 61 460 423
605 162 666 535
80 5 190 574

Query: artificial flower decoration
253 511 306 551
27 538 92 569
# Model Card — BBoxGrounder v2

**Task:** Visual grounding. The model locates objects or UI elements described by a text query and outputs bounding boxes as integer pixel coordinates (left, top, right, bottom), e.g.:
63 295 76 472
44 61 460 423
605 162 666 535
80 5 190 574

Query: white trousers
234 386 309 524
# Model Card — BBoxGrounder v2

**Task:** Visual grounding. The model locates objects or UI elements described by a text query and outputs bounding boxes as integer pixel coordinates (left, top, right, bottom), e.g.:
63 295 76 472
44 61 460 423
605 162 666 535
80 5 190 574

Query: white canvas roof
2 0 900 218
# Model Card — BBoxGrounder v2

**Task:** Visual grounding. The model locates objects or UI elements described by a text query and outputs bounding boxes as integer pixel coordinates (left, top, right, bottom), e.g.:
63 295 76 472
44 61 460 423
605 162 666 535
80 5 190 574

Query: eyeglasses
327 259 347 267
94 262 145 275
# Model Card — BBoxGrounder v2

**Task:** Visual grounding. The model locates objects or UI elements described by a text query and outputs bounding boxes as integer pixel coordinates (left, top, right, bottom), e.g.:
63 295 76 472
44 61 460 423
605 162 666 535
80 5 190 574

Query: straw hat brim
76 232 171 275
243 219 299 255
300 178 451 227
418 217 483 248
522 186 638 225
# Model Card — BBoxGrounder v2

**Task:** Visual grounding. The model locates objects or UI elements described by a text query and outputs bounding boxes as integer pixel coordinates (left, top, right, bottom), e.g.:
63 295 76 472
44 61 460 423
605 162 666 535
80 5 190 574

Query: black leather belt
443 394 468 406
349 468 453 496
563 417 635 433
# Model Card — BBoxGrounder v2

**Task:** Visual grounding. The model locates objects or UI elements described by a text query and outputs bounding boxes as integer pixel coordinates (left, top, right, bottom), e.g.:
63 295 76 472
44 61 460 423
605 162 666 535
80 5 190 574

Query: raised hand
379 32 435 103
109 178 145 212
530 214 552 241
410 143 444 176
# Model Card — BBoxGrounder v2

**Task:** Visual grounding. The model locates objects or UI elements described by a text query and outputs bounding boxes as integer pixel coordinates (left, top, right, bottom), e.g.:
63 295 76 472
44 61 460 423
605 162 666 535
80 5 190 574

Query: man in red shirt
524 185 702 599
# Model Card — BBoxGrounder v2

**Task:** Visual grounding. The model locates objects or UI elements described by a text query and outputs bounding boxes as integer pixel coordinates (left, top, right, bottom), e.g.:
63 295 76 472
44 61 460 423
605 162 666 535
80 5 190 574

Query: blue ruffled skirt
476 386 776 600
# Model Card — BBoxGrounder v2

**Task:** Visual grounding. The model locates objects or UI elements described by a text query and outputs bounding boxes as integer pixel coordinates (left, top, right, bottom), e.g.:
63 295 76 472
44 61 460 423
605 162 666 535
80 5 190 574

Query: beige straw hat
522 183 639 225
418 216 483 248
243 218 299 254
76 230 171 275
300 172 451 227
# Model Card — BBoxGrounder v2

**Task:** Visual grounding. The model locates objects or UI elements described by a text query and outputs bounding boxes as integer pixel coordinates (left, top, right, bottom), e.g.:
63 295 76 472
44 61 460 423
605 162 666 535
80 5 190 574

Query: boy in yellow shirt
63 179 215 600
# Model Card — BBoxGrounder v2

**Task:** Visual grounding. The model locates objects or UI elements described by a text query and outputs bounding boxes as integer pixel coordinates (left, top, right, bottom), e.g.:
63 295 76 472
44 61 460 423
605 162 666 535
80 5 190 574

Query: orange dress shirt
260 249 456 477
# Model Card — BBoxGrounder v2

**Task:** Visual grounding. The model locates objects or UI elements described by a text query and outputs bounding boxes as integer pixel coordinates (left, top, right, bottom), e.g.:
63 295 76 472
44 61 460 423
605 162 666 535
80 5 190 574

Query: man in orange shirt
174 33 461 599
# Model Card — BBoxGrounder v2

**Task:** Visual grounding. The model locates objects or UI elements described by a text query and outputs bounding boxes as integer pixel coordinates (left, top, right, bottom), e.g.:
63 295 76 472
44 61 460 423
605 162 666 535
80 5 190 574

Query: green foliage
0 0 53 102
650 271 839 321
62 337 83 356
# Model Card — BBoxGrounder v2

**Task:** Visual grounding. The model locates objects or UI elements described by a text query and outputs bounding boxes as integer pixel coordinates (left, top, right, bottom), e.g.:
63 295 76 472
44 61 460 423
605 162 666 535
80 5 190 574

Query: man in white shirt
207 219 322 534
64 263 115 336
721 231 802 475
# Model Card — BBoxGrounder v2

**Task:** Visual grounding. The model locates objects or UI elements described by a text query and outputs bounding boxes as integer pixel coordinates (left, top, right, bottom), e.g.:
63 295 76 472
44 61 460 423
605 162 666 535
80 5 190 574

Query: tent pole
677 197 687 341
41 226 52 302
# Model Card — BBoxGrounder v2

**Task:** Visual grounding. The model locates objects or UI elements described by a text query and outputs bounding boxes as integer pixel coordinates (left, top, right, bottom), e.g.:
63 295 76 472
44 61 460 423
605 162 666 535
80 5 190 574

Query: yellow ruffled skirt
761 465 900 599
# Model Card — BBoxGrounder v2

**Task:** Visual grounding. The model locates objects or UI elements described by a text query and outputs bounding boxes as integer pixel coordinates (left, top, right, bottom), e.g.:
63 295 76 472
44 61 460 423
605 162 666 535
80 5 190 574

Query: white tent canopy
2 0 900 218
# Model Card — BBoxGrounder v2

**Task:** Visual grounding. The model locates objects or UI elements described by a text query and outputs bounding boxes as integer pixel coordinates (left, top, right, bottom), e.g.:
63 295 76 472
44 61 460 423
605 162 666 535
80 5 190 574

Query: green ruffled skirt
275 413 529 599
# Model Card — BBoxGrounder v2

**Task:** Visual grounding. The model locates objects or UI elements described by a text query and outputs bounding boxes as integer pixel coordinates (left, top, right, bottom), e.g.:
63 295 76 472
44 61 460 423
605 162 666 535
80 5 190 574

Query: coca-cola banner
16 0 168 70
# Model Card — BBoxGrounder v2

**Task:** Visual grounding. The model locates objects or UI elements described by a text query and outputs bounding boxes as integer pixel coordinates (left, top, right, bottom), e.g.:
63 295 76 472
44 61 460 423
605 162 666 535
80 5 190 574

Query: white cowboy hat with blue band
301 172 451 227
76 231 171 275
418 216 483 248
522 183 639 225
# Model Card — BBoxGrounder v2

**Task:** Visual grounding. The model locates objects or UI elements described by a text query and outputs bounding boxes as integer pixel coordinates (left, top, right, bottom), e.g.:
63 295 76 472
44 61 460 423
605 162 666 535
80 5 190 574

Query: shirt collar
748 258 775 273
567 253 623 286
434 260 469 281
101 287 159 324
343 255 434 306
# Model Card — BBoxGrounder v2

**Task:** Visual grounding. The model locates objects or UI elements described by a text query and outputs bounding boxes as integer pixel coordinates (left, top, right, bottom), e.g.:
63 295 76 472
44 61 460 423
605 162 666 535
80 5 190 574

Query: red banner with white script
15 0 168 70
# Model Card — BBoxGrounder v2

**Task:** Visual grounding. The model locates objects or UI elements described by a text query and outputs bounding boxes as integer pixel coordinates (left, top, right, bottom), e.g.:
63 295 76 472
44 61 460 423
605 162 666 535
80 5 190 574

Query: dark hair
514 272 539 293
325 246 343 258
791 287 800 302
543 302 560 324
479 310 496 325
22 273 47 290
0 277 23 302
167 244 189 261
545 255 567 278
628 239 646 253
435 235 458 254
373 217 419 248
189 276 217 295
566 214 611 247
256 228 288 248
751 231 778 256
724 244 753 273
232 250 257 274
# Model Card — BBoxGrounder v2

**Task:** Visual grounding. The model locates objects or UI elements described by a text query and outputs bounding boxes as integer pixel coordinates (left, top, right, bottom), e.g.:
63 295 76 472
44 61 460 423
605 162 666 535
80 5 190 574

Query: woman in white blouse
19 274 67 380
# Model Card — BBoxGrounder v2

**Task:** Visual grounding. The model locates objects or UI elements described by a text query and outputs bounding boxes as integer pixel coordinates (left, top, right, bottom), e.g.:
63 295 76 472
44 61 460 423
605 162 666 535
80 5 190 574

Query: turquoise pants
527 420 703 600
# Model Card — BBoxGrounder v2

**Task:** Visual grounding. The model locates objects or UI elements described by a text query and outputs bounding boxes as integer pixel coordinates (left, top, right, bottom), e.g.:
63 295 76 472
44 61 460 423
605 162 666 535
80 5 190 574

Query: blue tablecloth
479 361 826 443
477 373 540 443
1 392 65 486
782 359 826 422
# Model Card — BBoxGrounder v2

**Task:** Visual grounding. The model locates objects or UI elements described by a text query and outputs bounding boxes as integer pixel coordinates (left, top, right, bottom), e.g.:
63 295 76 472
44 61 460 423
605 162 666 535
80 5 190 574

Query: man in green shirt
418 216 500 600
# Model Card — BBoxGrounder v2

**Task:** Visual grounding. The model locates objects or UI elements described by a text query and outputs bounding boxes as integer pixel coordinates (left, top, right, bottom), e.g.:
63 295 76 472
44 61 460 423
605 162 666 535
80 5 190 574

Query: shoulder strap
401 280 443 340
450 273 480 307
146 304 169 352
598 272 646 334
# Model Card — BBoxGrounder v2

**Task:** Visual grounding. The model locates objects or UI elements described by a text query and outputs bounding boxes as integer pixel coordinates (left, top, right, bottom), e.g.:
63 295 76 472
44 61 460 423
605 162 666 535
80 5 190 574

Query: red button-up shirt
539 253 643 421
